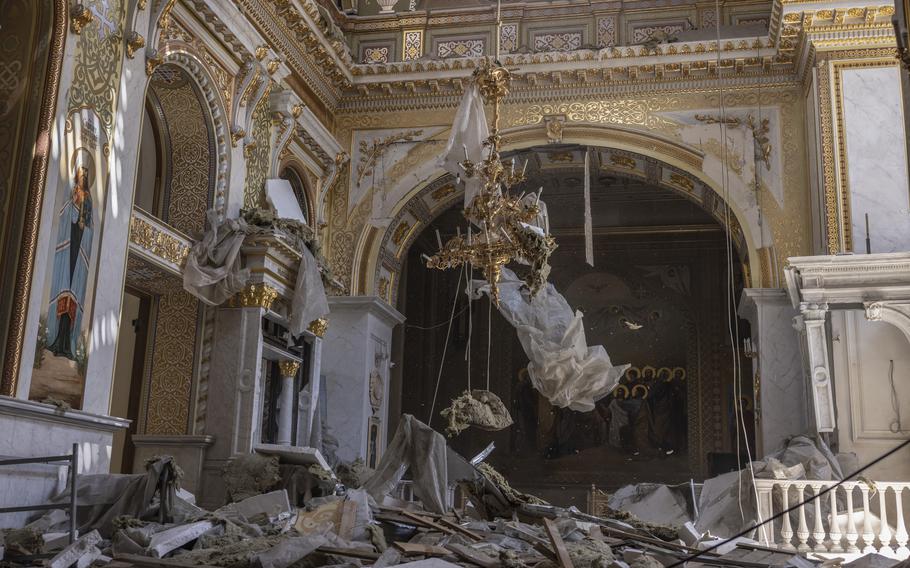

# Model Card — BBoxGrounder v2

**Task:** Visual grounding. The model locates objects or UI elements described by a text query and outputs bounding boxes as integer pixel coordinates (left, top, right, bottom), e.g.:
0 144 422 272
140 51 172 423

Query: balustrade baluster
829 484 843 552
894 486 909 559
879 485 893 556
845 483 860 553
780 483 795 551
812 483 827 551
860 483 876 553
796 483 811 552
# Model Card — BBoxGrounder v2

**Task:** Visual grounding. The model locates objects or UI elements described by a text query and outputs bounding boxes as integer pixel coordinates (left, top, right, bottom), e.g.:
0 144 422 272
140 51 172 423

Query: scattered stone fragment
223 454 281 502
47 529 102 568
147 520 214 557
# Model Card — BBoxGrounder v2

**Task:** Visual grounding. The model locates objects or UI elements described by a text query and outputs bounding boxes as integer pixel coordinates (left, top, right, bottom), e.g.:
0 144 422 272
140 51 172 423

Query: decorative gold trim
2 0 67 396
278 360 301 376
830 55 899 252
70 3 94 35
227 283 279 309
816 59 841 253
307 317 329 338
126 31 146 59
129 215 191 266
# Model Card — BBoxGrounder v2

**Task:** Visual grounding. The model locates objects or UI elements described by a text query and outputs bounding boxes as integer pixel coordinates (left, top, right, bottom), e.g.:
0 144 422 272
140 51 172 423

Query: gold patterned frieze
278 360 301 376
129 211 191 269
227 283 280 310
307 317 329 338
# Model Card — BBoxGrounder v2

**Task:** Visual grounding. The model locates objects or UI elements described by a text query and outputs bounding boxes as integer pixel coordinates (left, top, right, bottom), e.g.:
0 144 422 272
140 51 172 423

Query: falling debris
440 389 513 437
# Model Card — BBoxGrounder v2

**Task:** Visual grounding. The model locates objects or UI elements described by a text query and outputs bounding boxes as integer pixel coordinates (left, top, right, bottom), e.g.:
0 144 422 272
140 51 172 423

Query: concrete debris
47 529 102 568
0 423 870 568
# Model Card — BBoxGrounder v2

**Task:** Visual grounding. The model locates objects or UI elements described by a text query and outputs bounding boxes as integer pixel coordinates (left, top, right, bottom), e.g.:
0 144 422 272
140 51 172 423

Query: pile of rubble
0 418 904 568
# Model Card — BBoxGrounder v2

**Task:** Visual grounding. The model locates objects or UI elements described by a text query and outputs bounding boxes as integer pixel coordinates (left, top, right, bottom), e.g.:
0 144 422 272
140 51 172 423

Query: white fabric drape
474 267 629 412
439 83 490 208
289 245 330 336
183 210 250 306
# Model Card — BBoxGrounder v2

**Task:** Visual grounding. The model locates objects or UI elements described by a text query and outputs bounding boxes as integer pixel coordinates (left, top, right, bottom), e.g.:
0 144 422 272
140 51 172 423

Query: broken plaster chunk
232 489 292 524
628 555 664 568
74 546 104 568
440 390 513 437
147 520 214 558
47 530 102 568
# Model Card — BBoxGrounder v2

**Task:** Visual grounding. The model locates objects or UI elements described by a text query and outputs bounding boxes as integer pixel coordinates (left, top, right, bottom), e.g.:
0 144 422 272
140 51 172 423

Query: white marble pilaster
798 303 836 433
321 297 404 464
200 306 265 505
739 289 810 454
297 339 322 447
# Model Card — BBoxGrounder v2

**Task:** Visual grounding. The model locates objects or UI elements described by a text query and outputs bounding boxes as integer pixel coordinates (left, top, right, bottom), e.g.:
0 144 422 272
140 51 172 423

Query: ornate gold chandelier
426 61 556 305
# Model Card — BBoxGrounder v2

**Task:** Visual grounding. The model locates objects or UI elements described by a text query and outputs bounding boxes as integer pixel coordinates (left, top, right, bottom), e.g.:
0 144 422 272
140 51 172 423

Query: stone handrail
754 479 910 559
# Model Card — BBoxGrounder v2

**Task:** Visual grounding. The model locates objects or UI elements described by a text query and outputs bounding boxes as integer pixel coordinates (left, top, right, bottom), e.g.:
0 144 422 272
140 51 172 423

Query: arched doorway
111 61 221 474
388 145 754 507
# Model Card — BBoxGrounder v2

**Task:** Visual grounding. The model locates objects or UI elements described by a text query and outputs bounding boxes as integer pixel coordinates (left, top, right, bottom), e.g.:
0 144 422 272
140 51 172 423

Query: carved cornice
785 252 910 307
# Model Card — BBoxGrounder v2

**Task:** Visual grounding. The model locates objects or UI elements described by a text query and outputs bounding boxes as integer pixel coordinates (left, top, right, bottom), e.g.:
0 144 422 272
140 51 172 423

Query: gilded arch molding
352 124 771 305
151 48 231 218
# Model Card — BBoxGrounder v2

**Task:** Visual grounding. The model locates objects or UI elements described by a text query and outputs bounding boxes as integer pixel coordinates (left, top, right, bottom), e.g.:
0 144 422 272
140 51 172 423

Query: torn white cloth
439 83 489 208
183 209 250 306
474 267 629 412
289 245 330 336
362 414 449 514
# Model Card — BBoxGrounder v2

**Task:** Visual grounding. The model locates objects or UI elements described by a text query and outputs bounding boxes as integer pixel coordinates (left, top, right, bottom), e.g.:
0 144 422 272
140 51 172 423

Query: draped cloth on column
438 83 490 208
289 245 329 336
183 210 250 305
474 267 629 412
362 414 449 514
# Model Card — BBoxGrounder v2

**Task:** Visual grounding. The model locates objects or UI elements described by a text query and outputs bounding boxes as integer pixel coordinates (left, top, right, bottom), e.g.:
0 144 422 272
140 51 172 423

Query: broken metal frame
0 442 79 545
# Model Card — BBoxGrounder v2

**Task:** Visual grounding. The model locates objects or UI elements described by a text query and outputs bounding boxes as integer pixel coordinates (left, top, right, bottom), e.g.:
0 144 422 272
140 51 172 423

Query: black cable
667 437 910 567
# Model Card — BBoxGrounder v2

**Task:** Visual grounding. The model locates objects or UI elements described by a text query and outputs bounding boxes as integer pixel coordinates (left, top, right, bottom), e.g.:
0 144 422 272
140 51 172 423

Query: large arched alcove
112 58 224 472
383 144 755 507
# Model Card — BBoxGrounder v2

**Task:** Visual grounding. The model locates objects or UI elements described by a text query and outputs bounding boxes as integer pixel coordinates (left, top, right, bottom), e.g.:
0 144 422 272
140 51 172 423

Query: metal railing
0 443 79 545
754 478 910 559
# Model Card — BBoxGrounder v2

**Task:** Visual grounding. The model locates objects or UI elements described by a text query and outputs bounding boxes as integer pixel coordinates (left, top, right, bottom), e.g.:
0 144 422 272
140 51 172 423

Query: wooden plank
437 517 484 541
445 543 498 568
542 518 575 568
337 500 358 540
316 546 381 561
114 553 222 568
392 542 451 556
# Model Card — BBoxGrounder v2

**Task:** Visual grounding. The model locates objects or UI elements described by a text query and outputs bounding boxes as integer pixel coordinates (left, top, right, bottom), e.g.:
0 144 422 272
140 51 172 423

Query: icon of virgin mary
46 148 95 360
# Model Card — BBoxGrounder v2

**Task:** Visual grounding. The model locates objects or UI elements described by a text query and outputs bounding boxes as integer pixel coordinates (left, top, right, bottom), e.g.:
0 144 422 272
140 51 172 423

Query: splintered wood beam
543 518 575 568
393 542 451 556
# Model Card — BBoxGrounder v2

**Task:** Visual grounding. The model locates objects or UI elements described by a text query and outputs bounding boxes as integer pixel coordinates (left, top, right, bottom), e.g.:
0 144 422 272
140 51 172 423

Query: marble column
739 289 811 454
321 297 404 464
798 302 836 433
276 360 300 445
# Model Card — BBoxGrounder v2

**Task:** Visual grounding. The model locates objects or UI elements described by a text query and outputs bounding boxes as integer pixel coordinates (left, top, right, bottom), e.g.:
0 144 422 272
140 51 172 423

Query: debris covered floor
0 417 904 568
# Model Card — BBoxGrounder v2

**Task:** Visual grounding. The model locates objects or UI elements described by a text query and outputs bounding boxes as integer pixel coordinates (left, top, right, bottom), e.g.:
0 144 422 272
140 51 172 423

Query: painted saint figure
46 150 95 361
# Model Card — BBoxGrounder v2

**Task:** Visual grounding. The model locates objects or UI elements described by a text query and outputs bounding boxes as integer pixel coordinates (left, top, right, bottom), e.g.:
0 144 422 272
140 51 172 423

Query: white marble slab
841 66 910 253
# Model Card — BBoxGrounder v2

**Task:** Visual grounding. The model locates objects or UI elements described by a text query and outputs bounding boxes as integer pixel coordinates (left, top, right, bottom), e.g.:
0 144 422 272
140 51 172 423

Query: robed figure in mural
46 149 95 361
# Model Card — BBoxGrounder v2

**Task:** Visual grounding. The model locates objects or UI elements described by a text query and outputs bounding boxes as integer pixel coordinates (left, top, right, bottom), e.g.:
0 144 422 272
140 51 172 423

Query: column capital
799 302 829 321
278 360 301 378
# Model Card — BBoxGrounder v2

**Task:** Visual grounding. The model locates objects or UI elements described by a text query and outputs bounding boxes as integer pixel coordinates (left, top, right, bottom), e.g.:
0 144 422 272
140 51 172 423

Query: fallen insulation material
223 454 282 503
440 389 513 437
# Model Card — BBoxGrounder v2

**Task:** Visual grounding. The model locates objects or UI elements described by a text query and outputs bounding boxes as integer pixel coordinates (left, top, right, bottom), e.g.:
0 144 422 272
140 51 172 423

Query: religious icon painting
30 108 110 409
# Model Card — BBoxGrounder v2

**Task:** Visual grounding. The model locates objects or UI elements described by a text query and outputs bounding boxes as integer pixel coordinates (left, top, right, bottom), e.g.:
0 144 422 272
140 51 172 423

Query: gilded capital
278 360 301 377
228 283 279 310
70 4 94 35
307 317 329 338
